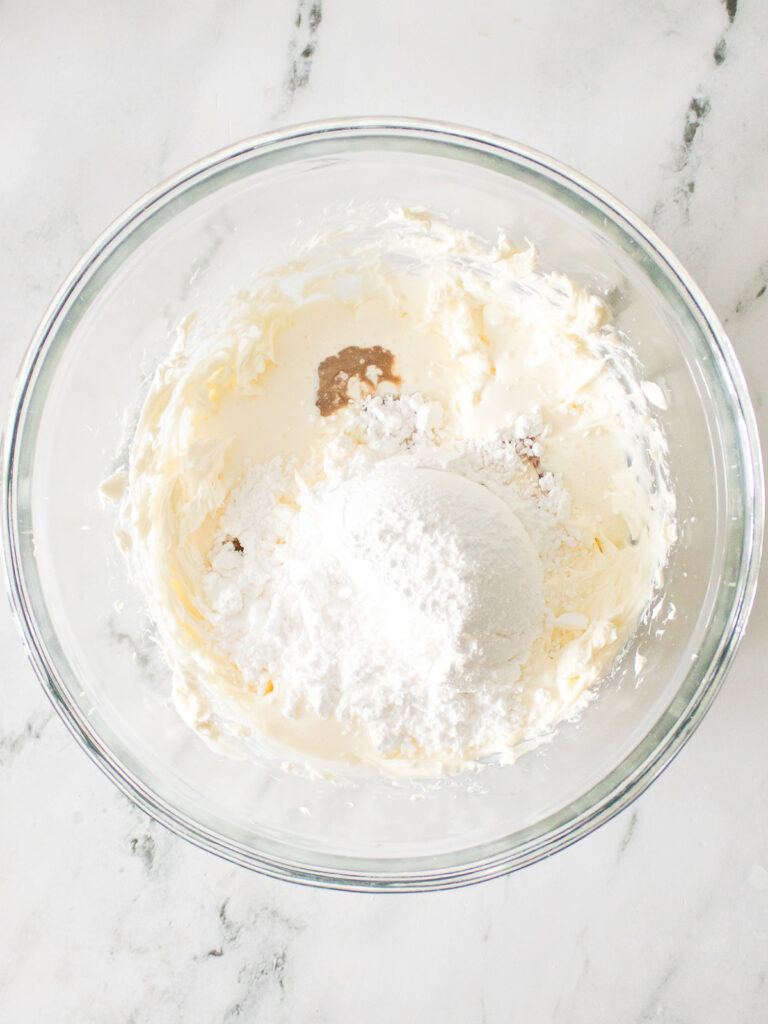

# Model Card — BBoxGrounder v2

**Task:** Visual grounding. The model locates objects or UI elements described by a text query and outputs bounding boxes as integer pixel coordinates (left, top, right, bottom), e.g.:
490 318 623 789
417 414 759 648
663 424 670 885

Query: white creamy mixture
104 210 676 776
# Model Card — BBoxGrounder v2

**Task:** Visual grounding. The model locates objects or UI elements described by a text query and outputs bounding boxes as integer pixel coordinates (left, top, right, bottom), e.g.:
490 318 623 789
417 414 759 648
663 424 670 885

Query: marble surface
1 0 767 1020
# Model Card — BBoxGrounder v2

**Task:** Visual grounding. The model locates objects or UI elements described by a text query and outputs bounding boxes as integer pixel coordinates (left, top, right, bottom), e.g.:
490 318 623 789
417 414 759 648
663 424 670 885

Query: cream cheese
103 209 676 776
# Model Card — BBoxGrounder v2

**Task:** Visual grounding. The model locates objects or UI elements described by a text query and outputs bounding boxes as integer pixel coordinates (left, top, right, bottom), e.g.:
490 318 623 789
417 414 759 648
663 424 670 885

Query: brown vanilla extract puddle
316 345 400 416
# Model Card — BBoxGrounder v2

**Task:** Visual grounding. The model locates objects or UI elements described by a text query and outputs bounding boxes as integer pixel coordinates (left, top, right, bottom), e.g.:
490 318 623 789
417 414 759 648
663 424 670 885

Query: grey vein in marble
552 929 592 1024
651 1 743 231
616 808 639 863
635 961 681 1024
651 90 713 226
204 901 304 1021
281 0 323 111
729 264 768 321
129 833 157 874
713 36 727 65
0 708 55 767
679 96 711 169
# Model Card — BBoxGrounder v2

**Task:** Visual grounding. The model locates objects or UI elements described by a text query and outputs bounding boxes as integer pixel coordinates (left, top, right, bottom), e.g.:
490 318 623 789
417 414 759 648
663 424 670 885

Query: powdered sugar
204 395 568 757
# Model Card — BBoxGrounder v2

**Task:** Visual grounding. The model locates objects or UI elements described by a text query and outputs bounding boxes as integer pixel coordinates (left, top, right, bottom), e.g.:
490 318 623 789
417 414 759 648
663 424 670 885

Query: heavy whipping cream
103 209 676 776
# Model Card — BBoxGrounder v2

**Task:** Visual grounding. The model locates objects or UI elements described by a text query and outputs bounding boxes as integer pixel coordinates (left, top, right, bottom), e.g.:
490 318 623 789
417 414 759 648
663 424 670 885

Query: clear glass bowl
3 119 763 891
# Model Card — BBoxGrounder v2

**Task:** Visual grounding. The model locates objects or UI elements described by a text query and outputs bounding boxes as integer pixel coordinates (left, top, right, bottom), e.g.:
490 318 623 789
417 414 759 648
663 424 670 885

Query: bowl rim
2 116 764 891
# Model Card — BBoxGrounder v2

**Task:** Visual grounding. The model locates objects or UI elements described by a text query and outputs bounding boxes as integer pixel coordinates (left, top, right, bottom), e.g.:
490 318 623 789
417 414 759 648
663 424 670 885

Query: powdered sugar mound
321 392 446 475
204 394 570 758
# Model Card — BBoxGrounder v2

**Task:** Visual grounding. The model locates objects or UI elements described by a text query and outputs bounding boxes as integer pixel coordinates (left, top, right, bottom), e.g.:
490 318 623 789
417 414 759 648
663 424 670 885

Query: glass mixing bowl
3 119 763 891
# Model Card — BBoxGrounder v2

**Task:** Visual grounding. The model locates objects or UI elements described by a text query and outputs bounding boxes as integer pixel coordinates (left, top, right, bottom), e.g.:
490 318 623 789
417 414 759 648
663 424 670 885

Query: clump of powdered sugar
203 394 571 758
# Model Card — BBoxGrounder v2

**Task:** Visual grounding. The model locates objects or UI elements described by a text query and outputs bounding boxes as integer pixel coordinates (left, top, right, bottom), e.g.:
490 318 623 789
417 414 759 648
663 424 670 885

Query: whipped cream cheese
103 209 676 776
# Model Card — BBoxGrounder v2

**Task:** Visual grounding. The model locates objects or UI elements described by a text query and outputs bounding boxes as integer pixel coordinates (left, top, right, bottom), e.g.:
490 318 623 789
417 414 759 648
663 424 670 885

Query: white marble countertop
1 1 766 1020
